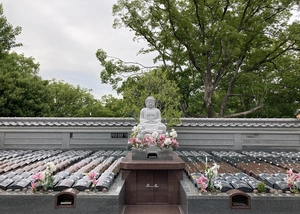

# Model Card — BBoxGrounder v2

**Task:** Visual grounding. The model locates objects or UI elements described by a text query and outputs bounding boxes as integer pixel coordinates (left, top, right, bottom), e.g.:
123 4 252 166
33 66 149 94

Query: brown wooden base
120 152 185 206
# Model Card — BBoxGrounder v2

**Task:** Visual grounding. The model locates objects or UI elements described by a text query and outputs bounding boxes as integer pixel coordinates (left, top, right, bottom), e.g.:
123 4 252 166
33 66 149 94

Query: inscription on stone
111 133 128 138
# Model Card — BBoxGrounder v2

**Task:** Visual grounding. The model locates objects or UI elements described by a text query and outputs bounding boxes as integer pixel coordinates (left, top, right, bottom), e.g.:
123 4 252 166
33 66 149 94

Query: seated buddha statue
137 96 166 138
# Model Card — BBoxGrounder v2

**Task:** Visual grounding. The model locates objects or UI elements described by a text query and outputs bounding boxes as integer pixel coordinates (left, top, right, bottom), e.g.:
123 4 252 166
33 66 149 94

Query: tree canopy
0 4 22 57
121 68 182 126
47 80 125 117
0 52 51 116
0 3 125 118
97 0 300 118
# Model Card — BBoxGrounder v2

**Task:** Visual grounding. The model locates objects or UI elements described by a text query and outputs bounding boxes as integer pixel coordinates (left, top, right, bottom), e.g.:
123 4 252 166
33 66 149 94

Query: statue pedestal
120 152 185 205
131 146 174 160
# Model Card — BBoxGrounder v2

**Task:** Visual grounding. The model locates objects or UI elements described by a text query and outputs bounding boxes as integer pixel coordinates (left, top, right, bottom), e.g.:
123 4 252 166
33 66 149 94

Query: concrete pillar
233 133 242 151
0 132 4 149
62 132 70 150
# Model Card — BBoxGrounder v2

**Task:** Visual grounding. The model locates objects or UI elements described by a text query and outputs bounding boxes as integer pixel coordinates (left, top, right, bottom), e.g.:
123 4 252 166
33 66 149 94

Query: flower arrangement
196 159 220 193
127 126 149 149
87 171 99 192
31 162 56 192
285 169 300 193
128 126 179 150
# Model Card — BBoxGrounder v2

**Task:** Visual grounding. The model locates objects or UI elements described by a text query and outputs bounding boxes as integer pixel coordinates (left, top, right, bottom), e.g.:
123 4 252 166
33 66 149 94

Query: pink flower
286 169 300 193
88 171 97 181
171 138 179 147
32 172 43 181
142 135 155 146
156 135 167 148
197 175 209 183
31 181 37 189
158 134 166 141
287 169 293 176
196 176 208 192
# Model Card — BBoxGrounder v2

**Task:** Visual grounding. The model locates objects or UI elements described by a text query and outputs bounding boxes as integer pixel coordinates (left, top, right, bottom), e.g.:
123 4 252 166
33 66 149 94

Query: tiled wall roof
0 117 299 128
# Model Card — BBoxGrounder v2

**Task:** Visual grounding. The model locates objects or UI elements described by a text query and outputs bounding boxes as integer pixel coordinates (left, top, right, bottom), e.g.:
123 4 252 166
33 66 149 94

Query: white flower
164 138 172 145
170 129 177 138
152 131 159 138
211 163 220 176
40 171 46 181
132 126 139 133
46 162 56 173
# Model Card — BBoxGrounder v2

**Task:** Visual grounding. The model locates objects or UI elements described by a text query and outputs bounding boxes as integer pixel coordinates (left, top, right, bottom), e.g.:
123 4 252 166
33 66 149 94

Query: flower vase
157 147 173 160
131 148 148 160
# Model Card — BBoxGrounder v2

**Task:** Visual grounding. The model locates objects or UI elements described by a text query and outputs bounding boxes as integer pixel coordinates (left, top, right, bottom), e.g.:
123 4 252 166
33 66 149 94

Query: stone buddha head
145 96 156 108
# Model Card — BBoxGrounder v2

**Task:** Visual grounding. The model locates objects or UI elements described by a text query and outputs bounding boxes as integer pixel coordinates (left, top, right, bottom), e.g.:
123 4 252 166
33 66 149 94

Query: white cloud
1 0 156 99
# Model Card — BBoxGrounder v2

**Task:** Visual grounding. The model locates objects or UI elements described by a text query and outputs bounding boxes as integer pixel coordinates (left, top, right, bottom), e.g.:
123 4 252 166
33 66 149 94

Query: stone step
123 205 181 214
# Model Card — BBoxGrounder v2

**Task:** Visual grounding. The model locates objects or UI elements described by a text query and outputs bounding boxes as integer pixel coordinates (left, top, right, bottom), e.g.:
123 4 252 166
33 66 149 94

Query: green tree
97 0 300 118
0 4 22 57
0 4 51 117
99 94 125 117
255 55 300 118
121 68 182 126
47 80 98 117
0 52 51 116
1 4 123 118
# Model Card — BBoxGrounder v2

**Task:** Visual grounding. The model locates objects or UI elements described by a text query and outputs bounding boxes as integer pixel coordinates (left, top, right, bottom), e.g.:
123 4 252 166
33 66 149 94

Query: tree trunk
203 77 216 118
219 76 237 117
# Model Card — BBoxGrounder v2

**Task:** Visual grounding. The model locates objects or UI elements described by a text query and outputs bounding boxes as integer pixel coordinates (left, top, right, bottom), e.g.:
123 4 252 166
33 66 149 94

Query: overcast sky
1 0 155 99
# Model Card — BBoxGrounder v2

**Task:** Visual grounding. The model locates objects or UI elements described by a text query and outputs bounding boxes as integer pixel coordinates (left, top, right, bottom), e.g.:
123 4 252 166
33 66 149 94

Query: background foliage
1 2 300 119
97 0 300 118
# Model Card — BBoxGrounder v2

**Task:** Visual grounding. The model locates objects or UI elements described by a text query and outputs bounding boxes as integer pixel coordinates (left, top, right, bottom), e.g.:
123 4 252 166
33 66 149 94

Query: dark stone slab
225 176 239 183
96 172 115 191
8 179 31 190
257 173 271 182
0 178 14 190
264 176 282 188
5 171 17 178
230 180 252 192
73 179 91 191
12 175 24 182
20 171 32 178
96 179 112 191
56 171 70 179
273 173 287 180
54 179 75 191
234 172 249 180
0 175 8 182
218 181 233 192
273 181 289 192
53 175 65 184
